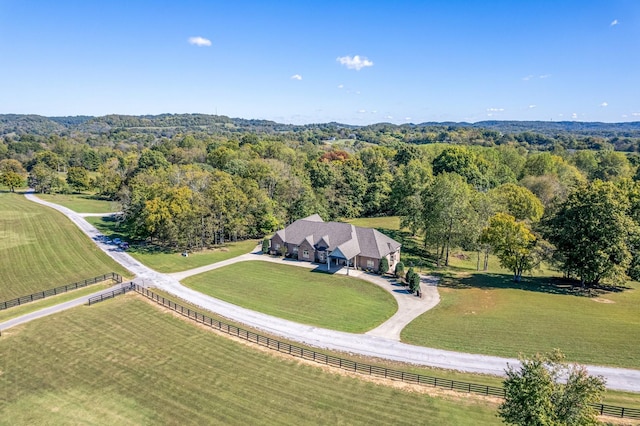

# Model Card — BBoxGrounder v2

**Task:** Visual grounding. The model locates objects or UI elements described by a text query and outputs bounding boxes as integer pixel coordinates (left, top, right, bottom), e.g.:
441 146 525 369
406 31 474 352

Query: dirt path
21 192 640 393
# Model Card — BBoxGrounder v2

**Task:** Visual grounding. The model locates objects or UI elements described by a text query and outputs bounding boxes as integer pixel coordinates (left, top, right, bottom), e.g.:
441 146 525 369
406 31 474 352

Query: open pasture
0 193 129 300
0 297 498 425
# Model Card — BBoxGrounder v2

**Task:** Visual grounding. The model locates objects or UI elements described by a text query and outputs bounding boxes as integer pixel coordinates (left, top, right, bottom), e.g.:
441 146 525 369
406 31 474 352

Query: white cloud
600 101 608 107
528 104 537 109
622 114 628 118
404 117 412 121
337 84 344 89
386 115 393 120
571 113 578 119
632 112 640 117
290 74 302 80
188 36 212 47
487 108 504 112
611 19 619 26
522 75 533 81
357 109 366 113
336 55 373 71
539 74 551 79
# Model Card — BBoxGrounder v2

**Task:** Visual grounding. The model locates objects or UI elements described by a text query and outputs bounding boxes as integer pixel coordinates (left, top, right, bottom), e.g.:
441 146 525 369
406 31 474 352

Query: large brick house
269 214 401 271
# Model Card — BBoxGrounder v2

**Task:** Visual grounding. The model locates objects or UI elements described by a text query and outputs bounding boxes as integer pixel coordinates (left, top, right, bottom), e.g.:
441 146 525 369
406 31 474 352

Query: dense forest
2 113 640 286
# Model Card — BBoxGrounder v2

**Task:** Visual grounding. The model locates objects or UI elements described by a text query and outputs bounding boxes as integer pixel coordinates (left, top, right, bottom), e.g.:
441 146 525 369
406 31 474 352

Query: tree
138 149 169 171
432 146 489 189
66 166 90 192
488 183 544 222
543 181 635 286
480 213 542 282
379 257 389 275
0 171 24 192
28 164 60 193
405 267 416 285
409 272 421 295
0 159 27 192
420 173 477 266
499 350 605 426
394 261 405 279
262 237 270 253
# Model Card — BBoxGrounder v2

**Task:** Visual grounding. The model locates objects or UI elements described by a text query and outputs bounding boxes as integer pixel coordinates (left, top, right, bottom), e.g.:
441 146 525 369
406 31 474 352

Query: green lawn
0 297 499 425
402 271 640 369
86 216 259 273
36 193 120 214
0 192 130 300
133 288 640 410
182 261 397 333
346 216 401 230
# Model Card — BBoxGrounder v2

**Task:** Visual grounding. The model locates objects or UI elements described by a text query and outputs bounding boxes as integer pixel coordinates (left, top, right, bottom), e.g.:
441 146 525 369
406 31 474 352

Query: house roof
273 215 400 259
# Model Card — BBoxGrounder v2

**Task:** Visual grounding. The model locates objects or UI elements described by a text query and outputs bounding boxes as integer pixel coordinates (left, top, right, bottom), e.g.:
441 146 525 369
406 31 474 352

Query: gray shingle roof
275 215 400 259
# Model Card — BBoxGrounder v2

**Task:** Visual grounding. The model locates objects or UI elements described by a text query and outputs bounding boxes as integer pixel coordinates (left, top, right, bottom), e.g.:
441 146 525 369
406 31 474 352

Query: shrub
394 261 405 279
262 238 270 253
379 257 389 275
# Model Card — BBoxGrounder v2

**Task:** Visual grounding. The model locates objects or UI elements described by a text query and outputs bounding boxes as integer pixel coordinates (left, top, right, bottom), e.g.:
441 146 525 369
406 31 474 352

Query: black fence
130 285 639 420
0 273 123 311
87 283 134 306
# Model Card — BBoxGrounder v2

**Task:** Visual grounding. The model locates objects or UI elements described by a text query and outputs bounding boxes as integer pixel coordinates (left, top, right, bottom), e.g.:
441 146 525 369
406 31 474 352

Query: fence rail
0 273 123 311
131 285 638 420
87 283 134 306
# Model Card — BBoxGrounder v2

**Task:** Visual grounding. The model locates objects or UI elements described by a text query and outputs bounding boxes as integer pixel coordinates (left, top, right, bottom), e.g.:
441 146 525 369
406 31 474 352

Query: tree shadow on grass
94 216 176 255
441 272 632 297
373 228 438 270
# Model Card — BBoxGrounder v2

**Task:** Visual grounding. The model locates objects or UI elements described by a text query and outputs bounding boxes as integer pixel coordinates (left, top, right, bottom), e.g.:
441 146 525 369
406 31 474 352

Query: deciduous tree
543 181 636 286
480 213 541 282
499 350 605 426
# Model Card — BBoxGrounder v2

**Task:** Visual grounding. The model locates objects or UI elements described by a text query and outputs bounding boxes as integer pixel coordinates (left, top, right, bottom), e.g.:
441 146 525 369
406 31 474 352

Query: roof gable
273 215 400 260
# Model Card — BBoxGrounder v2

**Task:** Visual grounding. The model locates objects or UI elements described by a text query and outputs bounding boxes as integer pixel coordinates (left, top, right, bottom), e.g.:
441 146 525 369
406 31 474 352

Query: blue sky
0 0 638 125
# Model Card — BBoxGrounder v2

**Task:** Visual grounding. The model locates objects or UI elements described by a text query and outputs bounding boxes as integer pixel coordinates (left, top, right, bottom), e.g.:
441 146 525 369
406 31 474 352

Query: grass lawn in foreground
36 193 120 214
401 271 640 369
143 288 640 410
85 216 259 273
0 297 499 425
0 192 129 300
183 261 397 333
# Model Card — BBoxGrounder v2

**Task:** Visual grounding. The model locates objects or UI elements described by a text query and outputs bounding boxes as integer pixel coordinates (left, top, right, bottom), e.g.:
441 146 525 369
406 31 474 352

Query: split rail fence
0 273 123 310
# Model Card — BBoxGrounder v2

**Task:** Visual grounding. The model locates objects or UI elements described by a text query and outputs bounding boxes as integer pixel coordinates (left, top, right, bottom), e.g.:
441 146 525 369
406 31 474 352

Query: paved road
22 192 640 392
0 283 132 332
170 251 441 341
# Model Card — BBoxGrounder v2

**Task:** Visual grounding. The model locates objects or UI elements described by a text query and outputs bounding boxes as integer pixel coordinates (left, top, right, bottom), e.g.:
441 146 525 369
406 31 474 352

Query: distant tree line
3 118 640 285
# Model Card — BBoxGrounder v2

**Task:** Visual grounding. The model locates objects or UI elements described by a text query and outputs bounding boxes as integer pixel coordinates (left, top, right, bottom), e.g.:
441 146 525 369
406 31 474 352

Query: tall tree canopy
543 181 637 285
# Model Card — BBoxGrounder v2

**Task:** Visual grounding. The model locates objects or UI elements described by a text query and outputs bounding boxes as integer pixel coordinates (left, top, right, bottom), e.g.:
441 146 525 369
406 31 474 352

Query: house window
303 250 309 259
390 253 395 262
293 246 298 254
274 243 280 250
367 259 374 268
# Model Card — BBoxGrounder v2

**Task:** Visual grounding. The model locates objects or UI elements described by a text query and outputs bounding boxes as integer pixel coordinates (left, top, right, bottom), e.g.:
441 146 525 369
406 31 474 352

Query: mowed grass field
36 193 120 214
401 272 640 369
0 193 129 300
182 261 397 333
0 297 499 425
86 216 259 273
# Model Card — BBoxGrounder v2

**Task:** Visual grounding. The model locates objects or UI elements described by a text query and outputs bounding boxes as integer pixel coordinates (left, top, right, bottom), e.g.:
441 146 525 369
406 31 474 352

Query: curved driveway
24 193 640 392
168 252 441 341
